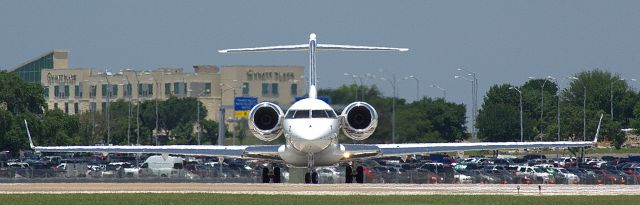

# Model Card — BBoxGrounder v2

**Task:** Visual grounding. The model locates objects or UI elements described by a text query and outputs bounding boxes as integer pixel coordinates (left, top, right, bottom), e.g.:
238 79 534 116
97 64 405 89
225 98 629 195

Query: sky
2 1 640 127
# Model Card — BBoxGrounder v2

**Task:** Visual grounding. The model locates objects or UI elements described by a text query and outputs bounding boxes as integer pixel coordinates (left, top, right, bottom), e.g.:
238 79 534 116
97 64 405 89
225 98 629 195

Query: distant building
11 49 69 83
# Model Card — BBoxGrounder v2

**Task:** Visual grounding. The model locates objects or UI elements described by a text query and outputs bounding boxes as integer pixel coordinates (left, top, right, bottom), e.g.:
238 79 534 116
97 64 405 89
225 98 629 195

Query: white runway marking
0 183 638 195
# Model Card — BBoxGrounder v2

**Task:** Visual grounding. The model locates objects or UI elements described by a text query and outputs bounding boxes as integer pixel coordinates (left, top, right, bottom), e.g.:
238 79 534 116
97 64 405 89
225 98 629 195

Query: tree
562 70 636 148
0 71 47 114
477 84 532 142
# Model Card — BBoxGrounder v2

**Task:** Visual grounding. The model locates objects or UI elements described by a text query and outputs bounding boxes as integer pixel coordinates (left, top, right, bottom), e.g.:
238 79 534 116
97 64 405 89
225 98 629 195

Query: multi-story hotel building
11 50 305 122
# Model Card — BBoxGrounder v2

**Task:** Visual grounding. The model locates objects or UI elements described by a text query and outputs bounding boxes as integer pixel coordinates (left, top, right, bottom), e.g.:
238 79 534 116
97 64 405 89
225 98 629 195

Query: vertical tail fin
218 33 408 100
23 120 35 149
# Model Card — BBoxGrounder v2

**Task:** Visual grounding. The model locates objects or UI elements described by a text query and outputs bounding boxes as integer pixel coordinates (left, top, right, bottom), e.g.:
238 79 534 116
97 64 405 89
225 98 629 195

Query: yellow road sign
235 110 249 119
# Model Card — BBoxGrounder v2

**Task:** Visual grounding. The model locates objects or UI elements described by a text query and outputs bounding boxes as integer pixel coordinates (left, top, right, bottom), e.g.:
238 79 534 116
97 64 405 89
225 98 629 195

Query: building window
101 102 107 113
165 83 171 96
204 83 211 95
54 103 58 110
64 85 70 98
44 86 49 97
90 85 97 98
183 83 188 95
125 84 132 97
262 83 269 96
137 83 143 96
90 102 96 112
271 83 279 95
174 82 180 94
74 102 79 113
102 84 108 97
54 86 60 97
75 85 82 97
291 83 297 96
64 103 69 113
112 85 118 97
148 84 154 96
242 82 249 96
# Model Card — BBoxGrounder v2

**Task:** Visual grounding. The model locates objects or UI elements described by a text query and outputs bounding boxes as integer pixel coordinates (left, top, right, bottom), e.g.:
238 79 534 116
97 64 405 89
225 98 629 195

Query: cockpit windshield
293 110 309 119
311 110 328 118
286 110 337 119
312 110 337 118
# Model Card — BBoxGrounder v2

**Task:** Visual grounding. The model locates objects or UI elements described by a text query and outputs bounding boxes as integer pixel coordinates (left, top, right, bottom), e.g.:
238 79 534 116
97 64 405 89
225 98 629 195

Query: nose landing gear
304 154 319 184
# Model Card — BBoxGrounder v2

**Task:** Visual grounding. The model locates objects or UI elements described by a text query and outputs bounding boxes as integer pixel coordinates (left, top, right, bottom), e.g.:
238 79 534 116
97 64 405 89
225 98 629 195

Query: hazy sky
2 1 640 119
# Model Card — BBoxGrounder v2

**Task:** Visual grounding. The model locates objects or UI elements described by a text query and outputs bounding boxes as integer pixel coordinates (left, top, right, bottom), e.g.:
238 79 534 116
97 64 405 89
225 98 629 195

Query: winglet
23 120 35 149
593 114 604 144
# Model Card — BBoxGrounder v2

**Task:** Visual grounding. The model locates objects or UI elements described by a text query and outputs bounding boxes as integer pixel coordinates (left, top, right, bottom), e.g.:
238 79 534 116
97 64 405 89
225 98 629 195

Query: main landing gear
261 166 282 183
305 154 319 184
345 165 364 184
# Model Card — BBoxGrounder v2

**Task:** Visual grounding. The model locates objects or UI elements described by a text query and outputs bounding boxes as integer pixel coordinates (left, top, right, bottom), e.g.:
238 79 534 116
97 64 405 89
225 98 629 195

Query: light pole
429 84 446 100
509 87 523 142
194 89 210 145
457 68 478 140
130 69 147 145
403 75 420 101
455 75 475 139
101 72 112 145
344 73 364 101
529 76 554 139
120 71 133 145
568 76 587 162
380 74 397 143
610 78 625 120
148 75 161 146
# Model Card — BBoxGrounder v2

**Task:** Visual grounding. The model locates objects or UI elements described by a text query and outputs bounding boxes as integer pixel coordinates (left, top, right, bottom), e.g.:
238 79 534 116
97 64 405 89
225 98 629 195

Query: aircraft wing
343 140 596 160
317 44 408 52
219 44 309 53
344 114 603 159
24 120 282 160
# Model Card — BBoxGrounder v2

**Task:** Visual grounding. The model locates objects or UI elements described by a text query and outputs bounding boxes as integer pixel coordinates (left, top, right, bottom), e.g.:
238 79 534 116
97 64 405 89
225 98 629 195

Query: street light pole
102 72 111 145
380 75 397 143
344 73 358 101
195 89 209 145
120 71 132 145
509 87 523 142
455 75 475 139
429 84 446 100
457 68 478 140
403 75 420 101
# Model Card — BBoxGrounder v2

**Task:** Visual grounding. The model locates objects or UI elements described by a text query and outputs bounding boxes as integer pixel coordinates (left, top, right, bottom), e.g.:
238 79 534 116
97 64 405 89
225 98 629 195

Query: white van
139 155 185 178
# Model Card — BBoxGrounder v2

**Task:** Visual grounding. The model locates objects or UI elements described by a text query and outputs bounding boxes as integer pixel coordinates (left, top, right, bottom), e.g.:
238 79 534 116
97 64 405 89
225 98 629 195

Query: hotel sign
47 73 77 84
246 70 295 82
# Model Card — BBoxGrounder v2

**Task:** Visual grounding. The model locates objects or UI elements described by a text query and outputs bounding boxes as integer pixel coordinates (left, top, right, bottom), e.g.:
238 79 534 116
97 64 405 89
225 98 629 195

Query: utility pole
380 75 397 143
404 75 420 101
457 68 478 140
455 74 475 139
509 87 523 142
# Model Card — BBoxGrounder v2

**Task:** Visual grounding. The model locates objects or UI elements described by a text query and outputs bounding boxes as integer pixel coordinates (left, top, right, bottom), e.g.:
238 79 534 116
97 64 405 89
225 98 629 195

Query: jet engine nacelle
340 102 378 141
248 102 284 141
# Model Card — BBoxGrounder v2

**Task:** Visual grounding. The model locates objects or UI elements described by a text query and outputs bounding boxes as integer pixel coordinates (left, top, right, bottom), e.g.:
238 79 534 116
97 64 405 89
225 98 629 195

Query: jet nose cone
310 33 317 40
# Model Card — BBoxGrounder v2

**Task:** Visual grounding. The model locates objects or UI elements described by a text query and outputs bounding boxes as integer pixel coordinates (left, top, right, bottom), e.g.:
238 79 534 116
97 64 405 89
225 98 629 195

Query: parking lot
2 151 640 185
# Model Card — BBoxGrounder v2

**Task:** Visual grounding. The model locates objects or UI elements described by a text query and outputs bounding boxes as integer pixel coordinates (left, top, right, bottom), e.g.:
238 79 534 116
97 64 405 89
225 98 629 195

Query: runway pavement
0 183 639 195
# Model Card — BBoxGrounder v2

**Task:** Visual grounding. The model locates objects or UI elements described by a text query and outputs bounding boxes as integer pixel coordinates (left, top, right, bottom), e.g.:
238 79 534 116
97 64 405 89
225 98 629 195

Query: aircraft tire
356 166 364 183
262 167 270 183
305 172 311 184
273 167 281 183
312 172 319 184
345 166 353 183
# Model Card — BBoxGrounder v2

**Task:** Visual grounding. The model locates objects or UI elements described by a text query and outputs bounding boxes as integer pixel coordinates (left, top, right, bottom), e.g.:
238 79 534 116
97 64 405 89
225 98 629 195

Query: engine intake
248 102 284 141
340 102 378 140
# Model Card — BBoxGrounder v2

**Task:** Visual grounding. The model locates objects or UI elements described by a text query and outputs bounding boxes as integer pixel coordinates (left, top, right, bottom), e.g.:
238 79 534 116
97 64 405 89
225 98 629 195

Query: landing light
343 152 351 159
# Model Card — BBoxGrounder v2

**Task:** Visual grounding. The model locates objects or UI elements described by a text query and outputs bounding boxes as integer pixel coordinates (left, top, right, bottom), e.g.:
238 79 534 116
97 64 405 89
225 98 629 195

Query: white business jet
25 33 600 184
